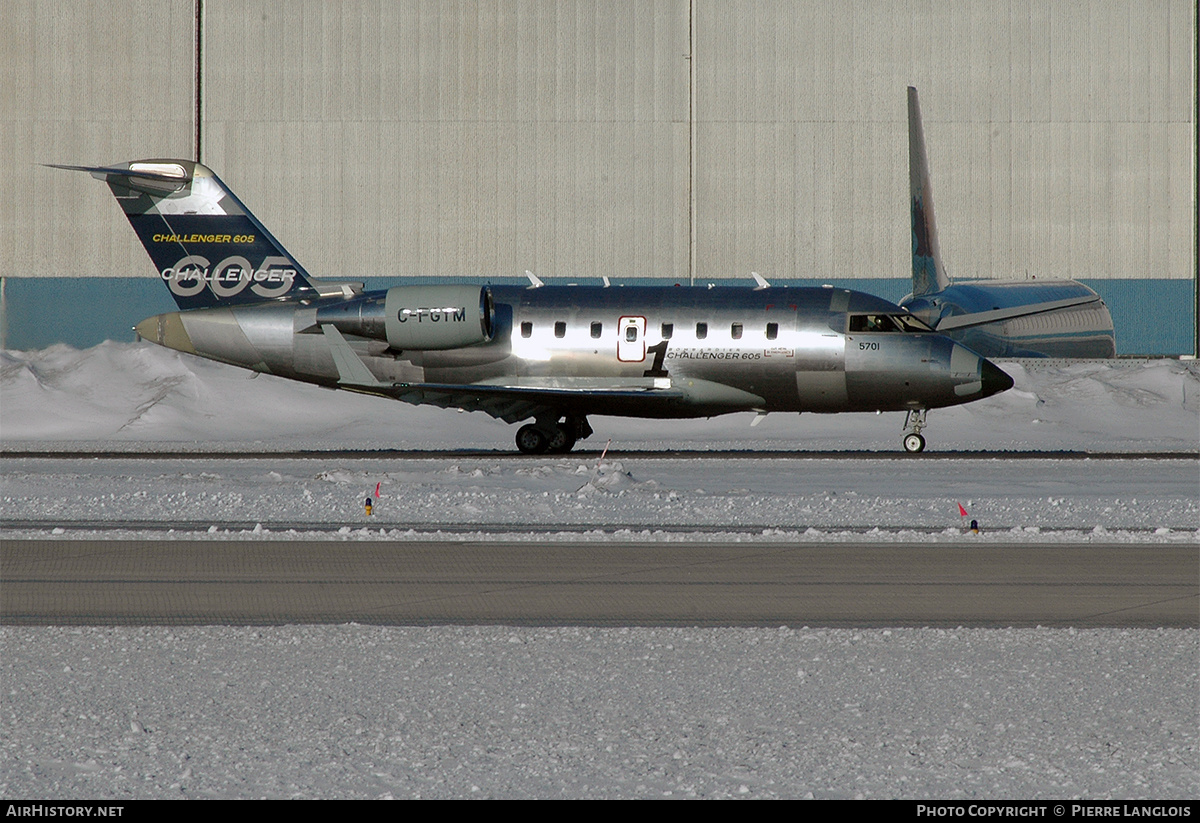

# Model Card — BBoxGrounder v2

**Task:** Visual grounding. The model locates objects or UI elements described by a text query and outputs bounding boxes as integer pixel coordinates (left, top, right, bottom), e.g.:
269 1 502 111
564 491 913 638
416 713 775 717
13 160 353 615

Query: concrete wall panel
1 0 1193 300
201 0 689 282
1 0 195 279
692 0 1193 284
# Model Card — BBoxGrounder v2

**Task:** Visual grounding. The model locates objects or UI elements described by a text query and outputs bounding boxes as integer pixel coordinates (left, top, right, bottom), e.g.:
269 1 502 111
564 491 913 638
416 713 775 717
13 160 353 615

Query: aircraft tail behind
48 160 319 310
908 87 951 297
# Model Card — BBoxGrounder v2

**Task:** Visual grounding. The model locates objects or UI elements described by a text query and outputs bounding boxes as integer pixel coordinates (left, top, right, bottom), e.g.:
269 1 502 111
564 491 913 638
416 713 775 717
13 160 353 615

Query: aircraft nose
980 358 1014 398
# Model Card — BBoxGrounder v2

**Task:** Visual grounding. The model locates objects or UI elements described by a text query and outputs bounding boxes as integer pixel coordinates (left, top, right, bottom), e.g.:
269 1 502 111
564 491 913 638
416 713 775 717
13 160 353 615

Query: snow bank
2 343 1197 452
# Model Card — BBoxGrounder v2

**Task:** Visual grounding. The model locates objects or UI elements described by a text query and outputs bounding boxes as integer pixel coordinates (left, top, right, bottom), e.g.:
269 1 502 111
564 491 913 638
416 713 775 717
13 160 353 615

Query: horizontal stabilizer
45 162 191 186
933 295 1101 332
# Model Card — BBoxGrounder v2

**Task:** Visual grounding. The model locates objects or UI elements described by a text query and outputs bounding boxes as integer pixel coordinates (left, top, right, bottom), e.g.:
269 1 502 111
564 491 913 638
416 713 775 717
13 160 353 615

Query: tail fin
907 87 950 297
47 160 321 310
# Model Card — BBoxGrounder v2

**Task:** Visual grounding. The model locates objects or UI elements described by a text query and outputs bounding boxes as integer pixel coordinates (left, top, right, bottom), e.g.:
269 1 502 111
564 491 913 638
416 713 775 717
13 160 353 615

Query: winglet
751 271 770 290
321 324 387 387
908 87 951 296
525 270 544 288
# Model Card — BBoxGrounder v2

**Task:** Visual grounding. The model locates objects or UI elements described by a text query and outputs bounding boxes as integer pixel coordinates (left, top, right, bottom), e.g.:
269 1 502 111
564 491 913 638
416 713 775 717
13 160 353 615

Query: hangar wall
201 0 690 283
694 0 1195 286
1 0 1195 352
2 0 197 280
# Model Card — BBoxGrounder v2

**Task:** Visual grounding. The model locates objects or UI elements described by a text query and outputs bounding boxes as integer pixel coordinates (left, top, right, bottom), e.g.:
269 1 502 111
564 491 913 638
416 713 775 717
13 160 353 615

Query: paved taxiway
3 539 1195 628
4 449 1197 460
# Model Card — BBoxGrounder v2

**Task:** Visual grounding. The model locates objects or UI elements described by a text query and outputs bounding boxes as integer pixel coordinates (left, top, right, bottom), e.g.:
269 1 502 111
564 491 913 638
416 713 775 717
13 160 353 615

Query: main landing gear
515 415 593 455
902 408 927 453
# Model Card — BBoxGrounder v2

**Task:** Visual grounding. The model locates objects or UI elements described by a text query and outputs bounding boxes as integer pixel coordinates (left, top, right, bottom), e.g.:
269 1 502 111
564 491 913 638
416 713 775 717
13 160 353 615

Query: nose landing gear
902 408 927 453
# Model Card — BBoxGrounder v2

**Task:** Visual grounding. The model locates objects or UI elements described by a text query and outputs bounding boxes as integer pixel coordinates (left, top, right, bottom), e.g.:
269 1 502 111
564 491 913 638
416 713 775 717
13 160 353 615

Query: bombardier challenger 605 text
50 159 1013 453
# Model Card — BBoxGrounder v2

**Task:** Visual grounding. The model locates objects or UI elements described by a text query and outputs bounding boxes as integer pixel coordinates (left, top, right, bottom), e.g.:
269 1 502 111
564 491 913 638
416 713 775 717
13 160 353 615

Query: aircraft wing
933 294 1101 332
366 378 689 423
321 323 762 421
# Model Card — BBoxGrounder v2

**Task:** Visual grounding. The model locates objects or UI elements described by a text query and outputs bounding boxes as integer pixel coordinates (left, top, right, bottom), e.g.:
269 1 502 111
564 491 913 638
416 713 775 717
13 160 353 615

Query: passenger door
617 316 646 362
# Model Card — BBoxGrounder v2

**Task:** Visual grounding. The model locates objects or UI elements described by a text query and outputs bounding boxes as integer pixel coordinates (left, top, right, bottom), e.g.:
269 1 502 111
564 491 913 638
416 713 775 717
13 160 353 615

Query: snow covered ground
2 342 1197 542
1 343 1198 798
2 455 1198 543
2 625 1196 799
2 342 1198 454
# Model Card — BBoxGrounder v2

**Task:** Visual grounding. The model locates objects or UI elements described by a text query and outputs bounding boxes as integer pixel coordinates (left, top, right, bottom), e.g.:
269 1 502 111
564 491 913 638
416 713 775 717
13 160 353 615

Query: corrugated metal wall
201 0 689 282
2 0 196 280
691 0 1195 284
2 0 1194 289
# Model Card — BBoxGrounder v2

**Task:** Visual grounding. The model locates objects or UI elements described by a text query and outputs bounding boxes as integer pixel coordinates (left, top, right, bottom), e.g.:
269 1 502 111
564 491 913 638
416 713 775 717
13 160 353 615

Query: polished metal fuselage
148 284 1005 420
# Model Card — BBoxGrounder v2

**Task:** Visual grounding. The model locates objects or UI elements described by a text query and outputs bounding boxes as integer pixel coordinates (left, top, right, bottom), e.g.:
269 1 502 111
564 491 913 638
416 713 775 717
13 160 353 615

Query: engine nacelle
315 285 494 350
384 285 494 350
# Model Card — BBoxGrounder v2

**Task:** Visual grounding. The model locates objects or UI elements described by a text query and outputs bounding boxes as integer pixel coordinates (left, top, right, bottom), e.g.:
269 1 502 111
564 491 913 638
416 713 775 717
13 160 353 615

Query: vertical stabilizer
908 87 950 296
47 160 319 310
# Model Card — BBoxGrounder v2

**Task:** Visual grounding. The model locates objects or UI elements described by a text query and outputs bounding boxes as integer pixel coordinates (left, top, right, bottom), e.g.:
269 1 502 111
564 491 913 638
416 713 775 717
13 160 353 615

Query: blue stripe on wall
1 276 1195 356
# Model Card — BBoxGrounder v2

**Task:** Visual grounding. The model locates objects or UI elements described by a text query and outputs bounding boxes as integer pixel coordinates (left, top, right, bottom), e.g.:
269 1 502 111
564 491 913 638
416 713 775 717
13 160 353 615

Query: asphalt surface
2 449 1197 460
3 539 1195 628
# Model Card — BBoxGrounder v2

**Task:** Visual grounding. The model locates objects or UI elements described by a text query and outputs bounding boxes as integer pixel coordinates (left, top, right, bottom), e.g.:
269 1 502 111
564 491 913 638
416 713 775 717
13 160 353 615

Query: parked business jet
50 159 1012 453
901 87 1116 358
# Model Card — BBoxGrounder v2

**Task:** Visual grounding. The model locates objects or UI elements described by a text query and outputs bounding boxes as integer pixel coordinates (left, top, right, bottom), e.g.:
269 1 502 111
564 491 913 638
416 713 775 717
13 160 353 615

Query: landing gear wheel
903 433 926 453
516 424 548 454
546 423 577 454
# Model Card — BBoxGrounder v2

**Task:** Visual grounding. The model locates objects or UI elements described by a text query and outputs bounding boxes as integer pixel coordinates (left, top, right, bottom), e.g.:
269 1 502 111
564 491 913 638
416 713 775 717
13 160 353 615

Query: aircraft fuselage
137 284 1012 424
57 157 1013 454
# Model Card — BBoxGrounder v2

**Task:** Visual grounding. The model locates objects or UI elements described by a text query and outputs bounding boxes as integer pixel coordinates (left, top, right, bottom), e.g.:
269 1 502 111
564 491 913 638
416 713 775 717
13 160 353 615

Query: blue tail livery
47 160 325 310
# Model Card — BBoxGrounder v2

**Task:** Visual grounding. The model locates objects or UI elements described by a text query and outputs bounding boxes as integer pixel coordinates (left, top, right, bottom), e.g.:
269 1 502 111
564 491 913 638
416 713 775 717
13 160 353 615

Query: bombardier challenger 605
50 159 1013 453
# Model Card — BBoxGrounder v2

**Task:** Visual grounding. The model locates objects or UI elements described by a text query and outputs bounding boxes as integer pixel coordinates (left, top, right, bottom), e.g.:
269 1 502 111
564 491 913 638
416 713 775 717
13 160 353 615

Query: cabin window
590 321 602 339
661 323 673 339
554 321 566 338
521 321 533 338
625 325 638 342
766 322 778 340
696 322 707 340
731 323 743 339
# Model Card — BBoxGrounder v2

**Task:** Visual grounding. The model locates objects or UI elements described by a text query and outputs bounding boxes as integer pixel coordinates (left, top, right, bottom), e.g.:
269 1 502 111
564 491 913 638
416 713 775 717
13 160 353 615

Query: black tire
903 433 926 453
547 423 577 454
516 424 547 454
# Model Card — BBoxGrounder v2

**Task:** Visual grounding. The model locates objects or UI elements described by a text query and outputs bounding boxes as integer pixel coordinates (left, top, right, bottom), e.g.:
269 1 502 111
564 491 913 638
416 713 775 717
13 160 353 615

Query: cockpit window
848 313 931 333
893 313 932 332
848 314 900 333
